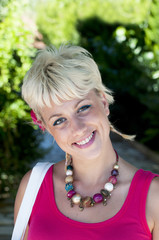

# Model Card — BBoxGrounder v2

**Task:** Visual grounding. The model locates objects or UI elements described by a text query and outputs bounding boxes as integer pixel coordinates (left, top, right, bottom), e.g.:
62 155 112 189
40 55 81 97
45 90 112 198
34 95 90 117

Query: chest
53 176 128 223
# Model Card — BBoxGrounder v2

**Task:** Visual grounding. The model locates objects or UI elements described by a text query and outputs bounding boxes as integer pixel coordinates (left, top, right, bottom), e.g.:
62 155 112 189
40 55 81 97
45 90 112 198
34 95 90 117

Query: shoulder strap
11 161 54 240
123 169 158 233
139 170 159 230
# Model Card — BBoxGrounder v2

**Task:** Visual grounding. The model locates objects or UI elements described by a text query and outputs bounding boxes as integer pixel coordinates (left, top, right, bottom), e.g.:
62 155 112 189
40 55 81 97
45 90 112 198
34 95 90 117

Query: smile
75 131 95 146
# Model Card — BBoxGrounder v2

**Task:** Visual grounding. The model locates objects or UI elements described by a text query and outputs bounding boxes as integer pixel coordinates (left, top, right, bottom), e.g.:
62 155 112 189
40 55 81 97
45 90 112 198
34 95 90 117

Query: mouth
73 131 96 148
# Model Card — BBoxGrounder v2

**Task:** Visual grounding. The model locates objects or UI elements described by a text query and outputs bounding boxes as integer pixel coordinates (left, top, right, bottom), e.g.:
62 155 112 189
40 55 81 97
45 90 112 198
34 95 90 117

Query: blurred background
0 0 159 238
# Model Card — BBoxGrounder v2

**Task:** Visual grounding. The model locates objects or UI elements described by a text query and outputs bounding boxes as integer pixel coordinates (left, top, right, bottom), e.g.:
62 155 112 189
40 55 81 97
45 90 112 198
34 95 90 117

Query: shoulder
146 174 159 237
14 170 32 223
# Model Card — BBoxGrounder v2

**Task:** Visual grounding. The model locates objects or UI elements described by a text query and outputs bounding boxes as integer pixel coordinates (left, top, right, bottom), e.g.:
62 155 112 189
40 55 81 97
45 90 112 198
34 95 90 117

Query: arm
147 177 159 239
14 170 32 240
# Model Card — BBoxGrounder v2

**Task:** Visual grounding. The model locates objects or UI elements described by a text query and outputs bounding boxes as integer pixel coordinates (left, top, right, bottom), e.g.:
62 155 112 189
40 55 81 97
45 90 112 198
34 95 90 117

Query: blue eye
78 105 91 113
53 118 66 126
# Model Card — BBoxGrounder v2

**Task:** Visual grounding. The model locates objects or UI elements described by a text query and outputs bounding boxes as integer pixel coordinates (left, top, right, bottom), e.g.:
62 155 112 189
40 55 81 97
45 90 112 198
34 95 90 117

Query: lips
73 131 96 149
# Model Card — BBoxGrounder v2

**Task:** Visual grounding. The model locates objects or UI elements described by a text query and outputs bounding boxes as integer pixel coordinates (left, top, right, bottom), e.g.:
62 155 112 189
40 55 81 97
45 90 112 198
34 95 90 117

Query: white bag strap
11 161 54 240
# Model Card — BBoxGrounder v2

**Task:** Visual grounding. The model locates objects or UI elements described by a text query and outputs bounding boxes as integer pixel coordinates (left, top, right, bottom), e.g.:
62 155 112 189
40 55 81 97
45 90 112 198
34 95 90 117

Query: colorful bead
104 182 114 192
65 176 73 183
113 164 119 170
72 194 81 204
111 169 119 176
82 197 92 207
66 169 73 176
67 165 73 170
65 183 73 192
93 193 103 203
108 176 117 185
100 189 110 198
67 189 76 199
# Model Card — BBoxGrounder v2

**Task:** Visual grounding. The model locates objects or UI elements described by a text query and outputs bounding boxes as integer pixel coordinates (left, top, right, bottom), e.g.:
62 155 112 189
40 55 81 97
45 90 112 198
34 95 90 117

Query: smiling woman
12 44 159 240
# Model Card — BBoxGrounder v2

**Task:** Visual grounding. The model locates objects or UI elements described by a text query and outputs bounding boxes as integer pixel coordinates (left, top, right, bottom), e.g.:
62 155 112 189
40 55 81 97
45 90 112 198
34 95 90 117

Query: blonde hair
22 44 135 140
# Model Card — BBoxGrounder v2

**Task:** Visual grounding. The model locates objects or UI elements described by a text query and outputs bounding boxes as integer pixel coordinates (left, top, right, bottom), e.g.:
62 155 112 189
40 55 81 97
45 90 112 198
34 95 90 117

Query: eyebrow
49 99 87 121
75 99 86 109
49 113 62 121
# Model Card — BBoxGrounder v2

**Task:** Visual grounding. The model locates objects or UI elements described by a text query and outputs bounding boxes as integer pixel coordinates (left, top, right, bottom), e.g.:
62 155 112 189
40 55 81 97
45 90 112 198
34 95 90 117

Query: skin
14 90 159 239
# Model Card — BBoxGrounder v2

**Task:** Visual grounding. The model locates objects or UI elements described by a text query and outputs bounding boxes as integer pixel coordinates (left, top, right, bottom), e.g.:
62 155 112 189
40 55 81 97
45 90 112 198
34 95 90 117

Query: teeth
76 132 94 145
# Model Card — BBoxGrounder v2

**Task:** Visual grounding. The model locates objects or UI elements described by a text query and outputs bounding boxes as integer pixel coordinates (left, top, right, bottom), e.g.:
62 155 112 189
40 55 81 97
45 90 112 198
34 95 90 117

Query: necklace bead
66 169 73 176
67 189 76 199
111 169 119 176
104 182 114 192
72 194 81 204
100 189 111 198
65 183 74 192
113 164 119 170
82 197 92 207
93 193 103 203
108 175 117 184
65 176 73 183
67 165 73 170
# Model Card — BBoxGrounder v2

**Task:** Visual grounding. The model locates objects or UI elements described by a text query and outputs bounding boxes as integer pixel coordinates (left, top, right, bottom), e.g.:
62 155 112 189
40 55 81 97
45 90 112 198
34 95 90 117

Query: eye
53 118 66 126
77 105 91 113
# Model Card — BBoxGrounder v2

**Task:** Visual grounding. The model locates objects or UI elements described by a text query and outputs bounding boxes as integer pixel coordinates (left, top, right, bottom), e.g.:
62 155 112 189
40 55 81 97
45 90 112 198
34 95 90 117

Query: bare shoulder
147 175 159 238
14 170 32 223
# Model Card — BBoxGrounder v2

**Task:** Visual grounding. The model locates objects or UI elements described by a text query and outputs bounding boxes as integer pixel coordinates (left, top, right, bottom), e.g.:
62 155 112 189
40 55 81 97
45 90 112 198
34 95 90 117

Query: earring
65 153 72 171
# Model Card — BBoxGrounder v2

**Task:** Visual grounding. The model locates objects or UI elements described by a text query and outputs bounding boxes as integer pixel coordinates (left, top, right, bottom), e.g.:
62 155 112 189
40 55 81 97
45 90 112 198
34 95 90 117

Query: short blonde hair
22 44 135 140
22 44 114 109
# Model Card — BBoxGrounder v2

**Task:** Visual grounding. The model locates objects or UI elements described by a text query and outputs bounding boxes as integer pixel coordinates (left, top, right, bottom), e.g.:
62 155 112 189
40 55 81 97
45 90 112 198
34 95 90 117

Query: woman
14 44 159 239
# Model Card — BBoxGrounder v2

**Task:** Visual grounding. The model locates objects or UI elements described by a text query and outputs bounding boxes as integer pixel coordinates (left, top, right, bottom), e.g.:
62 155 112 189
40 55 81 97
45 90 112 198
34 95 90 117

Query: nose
70 117 87 137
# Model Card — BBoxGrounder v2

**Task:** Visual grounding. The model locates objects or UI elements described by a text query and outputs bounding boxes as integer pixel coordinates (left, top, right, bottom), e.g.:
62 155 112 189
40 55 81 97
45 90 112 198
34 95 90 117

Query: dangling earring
65 153 72 171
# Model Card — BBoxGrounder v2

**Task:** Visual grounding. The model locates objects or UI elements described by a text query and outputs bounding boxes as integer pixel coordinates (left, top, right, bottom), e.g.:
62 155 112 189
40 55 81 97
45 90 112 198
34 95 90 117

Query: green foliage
0 0 35 127
0 0 43 197
36 0 79 46
145 0 159 47
36 0 150 46
0 0 11 20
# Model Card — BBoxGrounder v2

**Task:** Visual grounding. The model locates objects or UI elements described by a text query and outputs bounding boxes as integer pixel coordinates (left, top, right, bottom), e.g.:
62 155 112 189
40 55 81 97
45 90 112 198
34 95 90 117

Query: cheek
51 129 68 148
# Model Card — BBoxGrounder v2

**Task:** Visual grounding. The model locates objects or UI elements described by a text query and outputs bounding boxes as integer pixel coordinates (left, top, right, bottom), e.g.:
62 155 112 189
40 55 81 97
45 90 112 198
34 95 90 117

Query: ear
99 92 110 116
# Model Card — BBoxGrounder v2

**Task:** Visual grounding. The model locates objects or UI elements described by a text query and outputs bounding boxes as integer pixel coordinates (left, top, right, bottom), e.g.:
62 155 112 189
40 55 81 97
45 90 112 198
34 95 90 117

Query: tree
0 0 42 197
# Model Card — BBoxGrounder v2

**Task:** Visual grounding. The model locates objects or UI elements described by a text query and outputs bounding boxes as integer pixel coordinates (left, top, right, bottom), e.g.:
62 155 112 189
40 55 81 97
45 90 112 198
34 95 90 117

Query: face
40 90 110 161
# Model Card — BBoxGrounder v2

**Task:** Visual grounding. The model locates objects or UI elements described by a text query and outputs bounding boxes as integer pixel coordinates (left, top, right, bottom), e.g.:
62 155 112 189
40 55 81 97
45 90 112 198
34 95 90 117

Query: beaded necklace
65 150 119 211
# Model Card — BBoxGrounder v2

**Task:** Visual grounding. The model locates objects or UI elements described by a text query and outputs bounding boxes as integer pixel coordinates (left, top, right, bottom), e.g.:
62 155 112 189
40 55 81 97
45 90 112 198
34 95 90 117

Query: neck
71 141 117 186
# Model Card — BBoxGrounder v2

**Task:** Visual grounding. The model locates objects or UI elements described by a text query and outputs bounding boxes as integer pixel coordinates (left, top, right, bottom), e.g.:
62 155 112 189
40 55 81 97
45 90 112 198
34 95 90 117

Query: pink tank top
28 165 158 240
